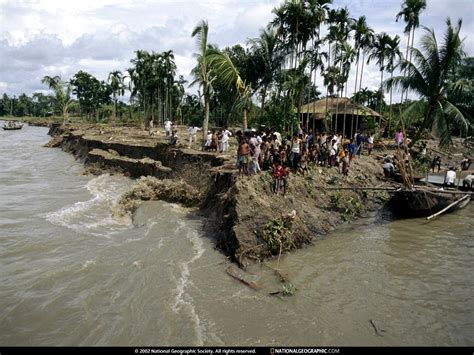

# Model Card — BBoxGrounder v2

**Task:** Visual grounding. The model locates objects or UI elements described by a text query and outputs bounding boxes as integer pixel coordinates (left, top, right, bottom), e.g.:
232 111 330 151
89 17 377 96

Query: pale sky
0 0 473 102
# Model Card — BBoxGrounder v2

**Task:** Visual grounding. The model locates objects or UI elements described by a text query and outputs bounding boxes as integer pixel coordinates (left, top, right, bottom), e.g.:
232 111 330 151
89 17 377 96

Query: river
1 123 473 346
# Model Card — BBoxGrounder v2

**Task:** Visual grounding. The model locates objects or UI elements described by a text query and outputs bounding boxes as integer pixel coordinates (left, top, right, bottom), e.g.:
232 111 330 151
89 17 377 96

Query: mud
47 123 394 267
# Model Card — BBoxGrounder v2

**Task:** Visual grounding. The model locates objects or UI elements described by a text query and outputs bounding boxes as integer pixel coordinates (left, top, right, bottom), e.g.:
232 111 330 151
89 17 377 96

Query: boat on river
2 122 24 130
390 187 472 218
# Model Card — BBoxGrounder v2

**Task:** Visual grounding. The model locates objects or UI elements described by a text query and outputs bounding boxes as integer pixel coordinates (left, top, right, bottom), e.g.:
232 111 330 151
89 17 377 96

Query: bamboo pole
315 186 398 191
426 194 470 221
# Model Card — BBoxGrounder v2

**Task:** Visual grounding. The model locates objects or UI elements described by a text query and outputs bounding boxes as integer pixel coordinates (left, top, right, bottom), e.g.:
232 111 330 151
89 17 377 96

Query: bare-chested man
238 138 250 176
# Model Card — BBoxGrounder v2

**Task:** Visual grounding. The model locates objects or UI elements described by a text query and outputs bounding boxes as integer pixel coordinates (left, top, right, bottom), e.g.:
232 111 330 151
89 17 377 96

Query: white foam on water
81 259 96 270
44 174 132 237
171 220 206 345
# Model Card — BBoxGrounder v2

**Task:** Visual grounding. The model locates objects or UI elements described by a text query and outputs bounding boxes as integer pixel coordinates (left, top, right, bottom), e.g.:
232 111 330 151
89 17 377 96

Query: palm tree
248 28 283 113
396 0 427 102
368 32 392 127
108 70 124 122
385 35 402 132
191 20 212 142
307 0 332 131
206 47 250 129
41 75 72 123
351 16 374 133
385 18 468 147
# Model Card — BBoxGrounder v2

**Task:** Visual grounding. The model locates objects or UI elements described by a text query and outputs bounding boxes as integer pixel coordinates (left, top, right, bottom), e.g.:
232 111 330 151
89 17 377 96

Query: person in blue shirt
356 131 365 156
348 139 357 161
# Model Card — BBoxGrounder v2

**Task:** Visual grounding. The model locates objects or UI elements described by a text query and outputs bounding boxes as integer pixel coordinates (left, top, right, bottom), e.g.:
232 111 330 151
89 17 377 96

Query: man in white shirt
445 167 456 187
164 119 172 137
188 125 201 148
220 127 232 153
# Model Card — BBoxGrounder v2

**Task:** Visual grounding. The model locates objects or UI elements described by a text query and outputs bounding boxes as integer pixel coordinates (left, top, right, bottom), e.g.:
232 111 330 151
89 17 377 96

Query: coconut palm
108 70 124 122
206 47 250 129
248 28 283 112
396 0 427 102
385 35 402 132
368 32 392 126
351 16 374 131
306 0 332 118
41 75 72 123
385 18 468 147
191 20 212 142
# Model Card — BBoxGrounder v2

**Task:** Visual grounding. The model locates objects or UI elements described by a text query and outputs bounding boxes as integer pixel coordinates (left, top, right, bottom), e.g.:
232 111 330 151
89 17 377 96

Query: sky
0 0 473 102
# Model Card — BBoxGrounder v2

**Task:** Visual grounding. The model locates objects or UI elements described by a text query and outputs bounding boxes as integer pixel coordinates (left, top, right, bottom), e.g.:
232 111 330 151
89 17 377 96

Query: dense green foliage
1 0 470 143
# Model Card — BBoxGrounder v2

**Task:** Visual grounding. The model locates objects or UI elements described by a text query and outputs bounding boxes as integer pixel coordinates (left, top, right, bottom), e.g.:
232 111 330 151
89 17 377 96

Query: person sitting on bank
170 130 178 146
444 167 456 188
463 174 474 190
383 158 395 178
461 157 472 171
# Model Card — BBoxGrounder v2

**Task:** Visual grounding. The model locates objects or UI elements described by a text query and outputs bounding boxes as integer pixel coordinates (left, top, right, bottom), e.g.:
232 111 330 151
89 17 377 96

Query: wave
45 174 132 237
171 220 206 345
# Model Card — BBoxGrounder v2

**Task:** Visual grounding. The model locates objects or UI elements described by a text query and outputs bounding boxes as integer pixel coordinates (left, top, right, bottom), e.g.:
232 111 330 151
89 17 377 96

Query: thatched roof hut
300 97 381 119
300 97 382 137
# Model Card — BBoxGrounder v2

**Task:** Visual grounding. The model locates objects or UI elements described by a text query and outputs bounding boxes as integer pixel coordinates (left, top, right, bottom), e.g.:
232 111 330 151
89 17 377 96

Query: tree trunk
356 52 366 134
406 28 416 102
243 107 248 130
261 85 267 115
203 84 209 143
351 51 360 139
113 94 117 123
379 64 384 130
389 70 394 134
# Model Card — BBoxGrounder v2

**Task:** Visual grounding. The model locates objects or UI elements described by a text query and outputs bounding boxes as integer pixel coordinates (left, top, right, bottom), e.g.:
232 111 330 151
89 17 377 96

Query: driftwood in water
426 194 471 221
225 266 261 290
370 319 386 337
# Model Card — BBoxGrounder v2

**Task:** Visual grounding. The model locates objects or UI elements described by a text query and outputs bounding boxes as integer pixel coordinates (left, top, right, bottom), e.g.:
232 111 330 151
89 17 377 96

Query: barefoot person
238 138 249 177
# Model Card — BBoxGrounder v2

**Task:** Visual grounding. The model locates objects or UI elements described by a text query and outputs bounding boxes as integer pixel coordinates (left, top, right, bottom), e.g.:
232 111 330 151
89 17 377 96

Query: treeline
1 0 473 146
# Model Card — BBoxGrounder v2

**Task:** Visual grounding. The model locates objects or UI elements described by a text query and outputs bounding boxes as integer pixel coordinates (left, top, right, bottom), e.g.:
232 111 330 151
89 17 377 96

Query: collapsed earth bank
47 123 391 267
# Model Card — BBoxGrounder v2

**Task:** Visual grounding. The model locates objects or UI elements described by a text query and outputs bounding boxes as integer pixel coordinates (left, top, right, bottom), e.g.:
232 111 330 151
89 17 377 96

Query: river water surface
1 124 473 346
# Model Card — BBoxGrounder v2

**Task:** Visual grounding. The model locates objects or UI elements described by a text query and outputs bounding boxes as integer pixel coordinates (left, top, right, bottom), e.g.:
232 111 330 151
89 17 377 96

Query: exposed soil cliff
47 123 393 267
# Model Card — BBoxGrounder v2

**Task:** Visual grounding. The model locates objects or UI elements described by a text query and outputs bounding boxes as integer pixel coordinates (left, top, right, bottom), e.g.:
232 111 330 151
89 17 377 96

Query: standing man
188 125 201 149
356 131 365 157
164 118 172 137
220 126 232 153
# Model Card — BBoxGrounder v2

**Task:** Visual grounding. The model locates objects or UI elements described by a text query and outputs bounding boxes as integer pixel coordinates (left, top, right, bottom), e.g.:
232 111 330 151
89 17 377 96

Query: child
272 161 285 194
367 133 374 155
342 150 350 176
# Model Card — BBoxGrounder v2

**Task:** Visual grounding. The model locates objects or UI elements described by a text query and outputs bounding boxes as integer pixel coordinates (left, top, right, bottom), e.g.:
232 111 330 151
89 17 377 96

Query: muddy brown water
1 124 473 346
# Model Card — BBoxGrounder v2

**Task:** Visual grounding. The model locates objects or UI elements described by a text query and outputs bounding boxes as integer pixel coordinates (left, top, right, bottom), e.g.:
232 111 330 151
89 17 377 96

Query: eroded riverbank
2 123 473 346
46 123 394 266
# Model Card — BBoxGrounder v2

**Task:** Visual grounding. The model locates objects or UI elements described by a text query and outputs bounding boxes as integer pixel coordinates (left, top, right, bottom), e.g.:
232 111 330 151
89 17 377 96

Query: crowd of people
153 120 473 192
231 128 377 194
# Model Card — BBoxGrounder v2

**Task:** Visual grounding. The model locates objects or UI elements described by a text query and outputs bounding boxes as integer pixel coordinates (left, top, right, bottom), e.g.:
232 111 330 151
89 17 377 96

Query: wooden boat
390 187 471 218
2 123 24 130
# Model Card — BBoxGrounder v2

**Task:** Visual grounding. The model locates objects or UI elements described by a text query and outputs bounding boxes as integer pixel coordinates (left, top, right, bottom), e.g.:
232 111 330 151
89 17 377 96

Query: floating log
426 194 471 221
225 267 261 290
